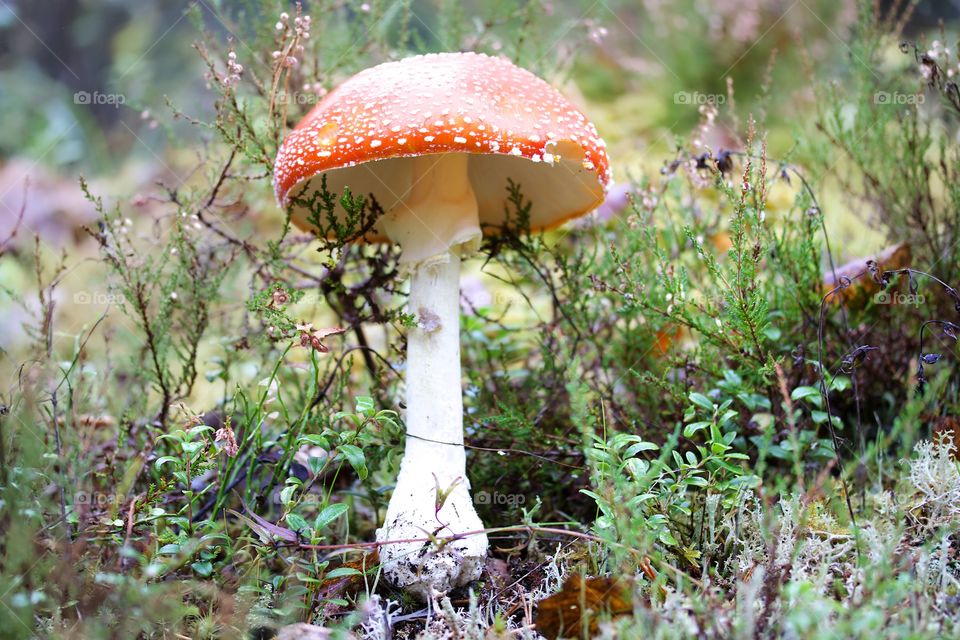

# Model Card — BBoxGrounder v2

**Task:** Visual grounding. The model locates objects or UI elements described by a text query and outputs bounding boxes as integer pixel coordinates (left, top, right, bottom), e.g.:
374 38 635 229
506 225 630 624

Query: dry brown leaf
654 325 686 356
318 550 380 615
823 242 912 306
484 556 511 591
535 575 633 639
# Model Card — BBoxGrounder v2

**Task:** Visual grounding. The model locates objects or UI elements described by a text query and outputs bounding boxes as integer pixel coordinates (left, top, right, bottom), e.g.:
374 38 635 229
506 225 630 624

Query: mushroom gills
287 146 602 245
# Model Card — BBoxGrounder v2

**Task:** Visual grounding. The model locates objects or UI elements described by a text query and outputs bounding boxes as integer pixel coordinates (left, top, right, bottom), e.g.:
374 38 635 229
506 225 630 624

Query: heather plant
0 1 959 639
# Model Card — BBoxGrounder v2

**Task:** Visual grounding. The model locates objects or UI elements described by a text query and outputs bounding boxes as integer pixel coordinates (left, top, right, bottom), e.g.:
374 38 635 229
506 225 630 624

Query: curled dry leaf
313 326 347 340
296 324 346 353
535 575 633 639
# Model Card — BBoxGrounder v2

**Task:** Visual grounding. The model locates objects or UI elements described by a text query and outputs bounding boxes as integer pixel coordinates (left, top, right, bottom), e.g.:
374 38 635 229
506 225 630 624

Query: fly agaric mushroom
274 52 610 598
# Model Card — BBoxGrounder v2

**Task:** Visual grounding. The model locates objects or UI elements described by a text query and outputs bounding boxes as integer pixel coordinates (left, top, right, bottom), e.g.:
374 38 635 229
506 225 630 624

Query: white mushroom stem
375 153 488 598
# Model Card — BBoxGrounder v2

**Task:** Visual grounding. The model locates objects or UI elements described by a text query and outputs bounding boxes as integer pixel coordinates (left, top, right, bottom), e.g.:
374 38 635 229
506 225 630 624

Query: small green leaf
154 456 181 470
298 434 330 449
186 425 214 438
659 529 679 546
325 567 362 579
314 503 349 530
683 421 711 438
337 444 368 480
710 422 723 443
280 484 297 506
829 376 852 392
689 392 715 412
181 441 205 456
286 513 310 533
790 386 822 405
355 396 375 415
624 441 659 458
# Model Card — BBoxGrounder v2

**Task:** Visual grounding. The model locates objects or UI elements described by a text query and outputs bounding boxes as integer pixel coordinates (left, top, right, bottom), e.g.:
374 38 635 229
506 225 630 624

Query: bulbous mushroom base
375 465 488 600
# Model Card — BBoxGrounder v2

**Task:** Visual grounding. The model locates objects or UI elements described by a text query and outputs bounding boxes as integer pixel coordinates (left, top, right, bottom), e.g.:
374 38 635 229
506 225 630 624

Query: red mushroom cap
274 52 611 240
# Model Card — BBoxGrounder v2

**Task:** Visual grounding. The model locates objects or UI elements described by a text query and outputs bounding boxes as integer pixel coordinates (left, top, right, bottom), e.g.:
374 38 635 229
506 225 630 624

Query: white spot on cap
370 139 382 148
454 136 467 144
